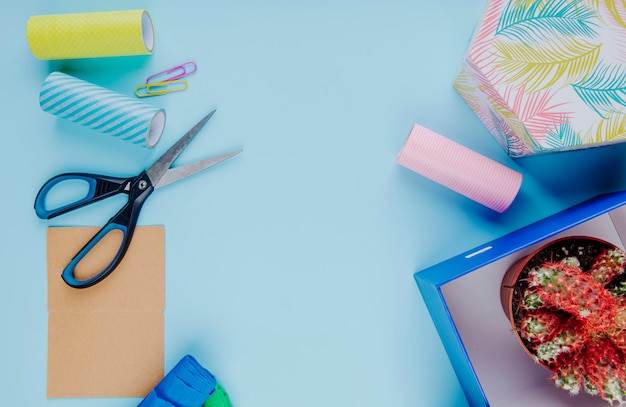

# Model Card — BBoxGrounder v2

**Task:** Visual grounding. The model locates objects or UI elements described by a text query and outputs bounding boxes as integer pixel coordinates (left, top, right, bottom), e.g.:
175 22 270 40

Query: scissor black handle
34 172 131 220
60 172 154 288
33 171 154 288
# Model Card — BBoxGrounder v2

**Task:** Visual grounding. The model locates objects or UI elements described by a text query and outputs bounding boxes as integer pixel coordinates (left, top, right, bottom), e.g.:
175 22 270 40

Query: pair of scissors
34 109 242 289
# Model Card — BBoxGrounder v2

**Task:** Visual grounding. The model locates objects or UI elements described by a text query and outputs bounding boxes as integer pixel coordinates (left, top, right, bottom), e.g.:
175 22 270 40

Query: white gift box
454 0 626 157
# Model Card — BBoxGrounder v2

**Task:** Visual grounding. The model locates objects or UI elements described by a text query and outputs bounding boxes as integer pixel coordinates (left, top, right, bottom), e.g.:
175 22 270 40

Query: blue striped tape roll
40 71 165 148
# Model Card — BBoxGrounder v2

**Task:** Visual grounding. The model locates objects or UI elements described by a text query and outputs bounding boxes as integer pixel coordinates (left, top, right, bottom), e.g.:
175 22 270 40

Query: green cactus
592 249 626 284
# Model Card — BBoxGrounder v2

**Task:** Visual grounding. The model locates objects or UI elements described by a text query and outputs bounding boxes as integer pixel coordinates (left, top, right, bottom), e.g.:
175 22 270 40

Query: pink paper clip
146 61 197 84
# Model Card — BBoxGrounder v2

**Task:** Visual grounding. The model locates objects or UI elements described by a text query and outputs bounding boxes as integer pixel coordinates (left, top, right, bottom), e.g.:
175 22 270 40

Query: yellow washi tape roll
26 10 155 60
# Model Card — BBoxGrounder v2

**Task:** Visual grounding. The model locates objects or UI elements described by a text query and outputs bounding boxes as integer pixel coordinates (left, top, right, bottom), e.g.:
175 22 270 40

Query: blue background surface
3 1 626 406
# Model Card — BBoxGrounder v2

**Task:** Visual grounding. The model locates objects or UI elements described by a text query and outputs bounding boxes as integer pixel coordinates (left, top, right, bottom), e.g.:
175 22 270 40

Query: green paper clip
204 384 233 407
135 79 188 97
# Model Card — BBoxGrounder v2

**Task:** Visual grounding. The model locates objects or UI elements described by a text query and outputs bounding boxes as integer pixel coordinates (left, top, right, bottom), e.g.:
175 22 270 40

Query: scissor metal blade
153 148 243 189
146 109 217 186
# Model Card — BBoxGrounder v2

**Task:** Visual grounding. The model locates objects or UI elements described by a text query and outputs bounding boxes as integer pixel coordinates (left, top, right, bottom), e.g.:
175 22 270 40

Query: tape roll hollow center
142 11 155 53
147 110 166 148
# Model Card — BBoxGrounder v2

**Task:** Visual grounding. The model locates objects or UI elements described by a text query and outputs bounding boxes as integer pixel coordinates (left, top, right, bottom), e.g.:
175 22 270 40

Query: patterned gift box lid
455 0 626 157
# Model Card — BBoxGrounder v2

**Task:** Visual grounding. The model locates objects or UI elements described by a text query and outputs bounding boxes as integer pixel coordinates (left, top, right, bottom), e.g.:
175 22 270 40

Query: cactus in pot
502 237 626 405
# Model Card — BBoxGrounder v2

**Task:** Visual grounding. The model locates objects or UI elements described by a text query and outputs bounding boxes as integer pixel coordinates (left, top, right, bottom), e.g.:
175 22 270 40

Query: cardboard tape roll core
397 124 522 212
26 10 155 60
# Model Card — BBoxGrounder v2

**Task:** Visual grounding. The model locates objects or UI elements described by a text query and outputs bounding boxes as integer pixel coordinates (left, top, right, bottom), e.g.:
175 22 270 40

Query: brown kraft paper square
47 226 165 398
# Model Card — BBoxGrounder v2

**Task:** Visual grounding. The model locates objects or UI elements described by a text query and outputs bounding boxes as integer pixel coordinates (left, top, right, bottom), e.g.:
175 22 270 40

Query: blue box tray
414 191 626 407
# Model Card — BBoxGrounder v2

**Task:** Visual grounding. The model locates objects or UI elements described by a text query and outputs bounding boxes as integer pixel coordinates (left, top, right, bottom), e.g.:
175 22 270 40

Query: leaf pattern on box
490 109 533 156
490 99 541 155
453 66 482 112
470 0 508 64
493 0 602 92
494 36 602 91
457 0 626 155
605 0 626 28
544 121 582 150
589 111 626 143
461 58 542 153
504 84 571 137
589 0 626 29
590 0 626 64
496 0 598 42
573 63 626 118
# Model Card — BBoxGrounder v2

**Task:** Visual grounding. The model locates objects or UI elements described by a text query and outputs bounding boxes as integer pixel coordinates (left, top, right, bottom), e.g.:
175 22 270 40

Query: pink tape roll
397 124 522 213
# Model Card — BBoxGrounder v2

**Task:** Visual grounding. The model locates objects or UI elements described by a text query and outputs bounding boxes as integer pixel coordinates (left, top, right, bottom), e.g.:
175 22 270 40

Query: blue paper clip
146 61 197 84
135 79 189 97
